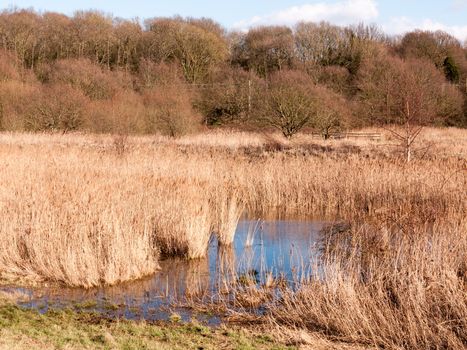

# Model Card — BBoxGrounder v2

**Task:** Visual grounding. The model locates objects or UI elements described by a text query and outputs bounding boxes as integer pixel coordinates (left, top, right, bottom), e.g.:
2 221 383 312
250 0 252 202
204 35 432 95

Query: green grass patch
0 301 295 350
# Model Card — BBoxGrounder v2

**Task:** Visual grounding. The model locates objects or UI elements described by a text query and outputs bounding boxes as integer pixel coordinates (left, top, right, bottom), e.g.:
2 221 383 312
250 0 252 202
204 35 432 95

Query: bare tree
312 85 350 139
71 11 115 68
233 26 295 78
294 22 347 66
260 70 315 138
0 9 41 69
357 49 461 161
40 12 74 61
113 18 142 71
145 17 227 83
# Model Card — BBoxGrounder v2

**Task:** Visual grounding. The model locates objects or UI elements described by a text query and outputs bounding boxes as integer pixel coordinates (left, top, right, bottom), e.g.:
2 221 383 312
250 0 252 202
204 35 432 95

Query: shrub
87 91 146 134
24 84 87 132
47 58 121 100
312 85 351 139
195 67 263 126
143 85 200 137
0 50 21 82
137 59 184 90
0 80 40 130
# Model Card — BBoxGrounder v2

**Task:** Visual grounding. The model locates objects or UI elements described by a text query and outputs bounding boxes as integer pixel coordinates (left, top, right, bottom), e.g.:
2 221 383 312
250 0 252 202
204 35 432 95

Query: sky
1 0 467 41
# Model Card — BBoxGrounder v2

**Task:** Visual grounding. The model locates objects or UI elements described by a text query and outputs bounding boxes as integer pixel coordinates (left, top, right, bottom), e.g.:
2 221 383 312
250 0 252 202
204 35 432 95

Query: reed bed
262 218 467 349
0 129 465 288
180 217 466 349
212 187 245 245
152 180 213 259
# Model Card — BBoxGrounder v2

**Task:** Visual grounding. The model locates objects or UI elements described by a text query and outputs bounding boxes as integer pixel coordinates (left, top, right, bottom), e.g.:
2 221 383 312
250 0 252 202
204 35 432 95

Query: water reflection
3 219 325 323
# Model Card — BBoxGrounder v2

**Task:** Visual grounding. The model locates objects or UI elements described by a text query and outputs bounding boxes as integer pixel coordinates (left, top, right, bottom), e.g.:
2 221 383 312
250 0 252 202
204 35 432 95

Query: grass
0 128 465 287
0 127 465 349
264 219 467 349
182 217 466 349
0 300 295 350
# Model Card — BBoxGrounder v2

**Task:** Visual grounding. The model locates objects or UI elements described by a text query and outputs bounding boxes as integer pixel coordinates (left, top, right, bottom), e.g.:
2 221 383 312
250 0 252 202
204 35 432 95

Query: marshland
0 5 467 350
1 129 466 349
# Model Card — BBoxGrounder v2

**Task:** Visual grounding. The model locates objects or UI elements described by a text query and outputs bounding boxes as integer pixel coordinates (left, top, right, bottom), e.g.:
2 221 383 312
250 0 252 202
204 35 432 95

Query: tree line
0 8 466 139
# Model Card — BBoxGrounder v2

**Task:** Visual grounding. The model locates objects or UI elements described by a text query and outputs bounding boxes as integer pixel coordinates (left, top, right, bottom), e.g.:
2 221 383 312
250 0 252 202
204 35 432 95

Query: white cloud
233 1 467 43
233 0 379 30
384 17 467 42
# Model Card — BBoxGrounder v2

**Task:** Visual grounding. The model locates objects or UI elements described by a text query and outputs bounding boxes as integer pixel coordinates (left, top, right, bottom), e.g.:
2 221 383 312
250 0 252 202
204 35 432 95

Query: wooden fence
311 132 381 140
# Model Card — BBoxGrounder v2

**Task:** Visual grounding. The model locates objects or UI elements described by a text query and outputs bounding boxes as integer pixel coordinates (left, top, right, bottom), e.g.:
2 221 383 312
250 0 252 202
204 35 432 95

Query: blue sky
2 0 467 40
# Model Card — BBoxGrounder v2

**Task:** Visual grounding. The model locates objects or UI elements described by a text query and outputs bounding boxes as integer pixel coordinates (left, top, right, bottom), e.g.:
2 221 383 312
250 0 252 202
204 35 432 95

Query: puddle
2 220 326 324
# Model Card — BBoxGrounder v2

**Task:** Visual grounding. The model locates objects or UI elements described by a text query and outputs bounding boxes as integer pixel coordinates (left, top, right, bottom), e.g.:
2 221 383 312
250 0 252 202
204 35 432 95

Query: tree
113 18 142 71
316 65 353 96
356 46 401 123
0 9 41 69
195 67 264 125
260 70 316 138
71 11 115 68
294 22 347 66
399 30 448 68
0 49 21 81
145 17 227 83
312 85 350 139
39 12 74 62
186 17 226 39
294 22 384 76
399 30 467 84
357 51 461 161
443 56 460 83
437 81 464 126
137 60 183 90
233 26 295 78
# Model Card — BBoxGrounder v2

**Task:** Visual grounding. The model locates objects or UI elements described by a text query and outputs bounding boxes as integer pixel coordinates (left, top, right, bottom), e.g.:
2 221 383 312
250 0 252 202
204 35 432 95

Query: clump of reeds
0 154 160 287
153 182 213 259
265 218 467 349
212 186 244 245
244 219 262 247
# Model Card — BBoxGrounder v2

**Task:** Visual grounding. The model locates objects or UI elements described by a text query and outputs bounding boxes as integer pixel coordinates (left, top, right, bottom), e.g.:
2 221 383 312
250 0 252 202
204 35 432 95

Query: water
2 220 326 324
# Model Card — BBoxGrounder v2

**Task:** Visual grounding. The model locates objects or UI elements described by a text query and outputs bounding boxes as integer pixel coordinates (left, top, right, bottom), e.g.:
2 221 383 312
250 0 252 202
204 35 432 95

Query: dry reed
212 186 245 245
266 218 467 349
0 128 465 289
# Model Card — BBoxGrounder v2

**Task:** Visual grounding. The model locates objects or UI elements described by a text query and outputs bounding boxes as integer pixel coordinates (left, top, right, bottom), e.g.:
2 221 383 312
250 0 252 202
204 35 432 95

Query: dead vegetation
0 128 465 349
265 219 467 349
0 129 465 288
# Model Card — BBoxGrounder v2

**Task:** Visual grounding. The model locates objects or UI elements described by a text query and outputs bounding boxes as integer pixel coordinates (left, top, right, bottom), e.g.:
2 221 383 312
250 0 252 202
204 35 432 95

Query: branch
380 124 405 141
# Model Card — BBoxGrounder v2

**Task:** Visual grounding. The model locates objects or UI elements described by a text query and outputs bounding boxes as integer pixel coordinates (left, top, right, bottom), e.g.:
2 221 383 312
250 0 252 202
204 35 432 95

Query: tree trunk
406 138 411 163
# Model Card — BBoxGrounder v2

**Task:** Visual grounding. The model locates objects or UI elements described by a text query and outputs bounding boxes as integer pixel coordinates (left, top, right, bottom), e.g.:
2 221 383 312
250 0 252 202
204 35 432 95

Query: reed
212 186 245 245
0 128 465 288
153 181 213 259
265 218 467 349
244 219 262 247
0 145 160 287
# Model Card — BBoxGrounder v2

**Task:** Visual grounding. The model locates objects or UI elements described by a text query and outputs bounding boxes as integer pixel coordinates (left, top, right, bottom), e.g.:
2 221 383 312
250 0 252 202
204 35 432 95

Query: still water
3 220 326 324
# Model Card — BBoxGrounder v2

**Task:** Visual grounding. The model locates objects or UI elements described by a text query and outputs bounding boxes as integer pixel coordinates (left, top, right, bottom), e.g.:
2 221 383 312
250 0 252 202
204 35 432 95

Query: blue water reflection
3 219 326 323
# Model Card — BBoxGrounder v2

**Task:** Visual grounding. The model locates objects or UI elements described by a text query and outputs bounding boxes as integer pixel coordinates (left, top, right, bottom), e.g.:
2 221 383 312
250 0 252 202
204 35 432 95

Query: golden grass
0 128 465 288
267 218 467 349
